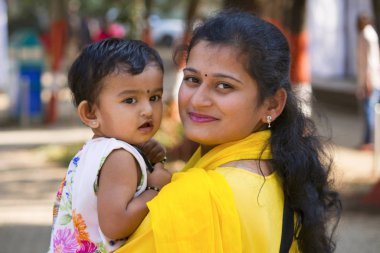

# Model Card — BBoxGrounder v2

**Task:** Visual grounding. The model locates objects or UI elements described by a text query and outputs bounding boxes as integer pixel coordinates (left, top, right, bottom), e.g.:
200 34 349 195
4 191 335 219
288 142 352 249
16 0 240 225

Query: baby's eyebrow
118 88 163 96
117 89 139 97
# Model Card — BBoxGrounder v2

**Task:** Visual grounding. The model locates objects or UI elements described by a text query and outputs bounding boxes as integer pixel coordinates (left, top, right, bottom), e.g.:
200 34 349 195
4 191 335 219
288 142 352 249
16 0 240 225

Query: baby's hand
140 139 167 165
147 163 172 190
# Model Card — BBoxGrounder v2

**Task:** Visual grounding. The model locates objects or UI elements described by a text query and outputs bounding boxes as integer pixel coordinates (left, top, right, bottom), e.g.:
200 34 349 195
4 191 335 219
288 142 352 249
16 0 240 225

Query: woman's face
178 41 269 150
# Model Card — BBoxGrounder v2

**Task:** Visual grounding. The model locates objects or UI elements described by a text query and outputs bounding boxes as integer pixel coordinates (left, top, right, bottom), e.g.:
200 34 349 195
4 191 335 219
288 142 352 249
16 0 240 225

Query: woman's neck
200 144 216 156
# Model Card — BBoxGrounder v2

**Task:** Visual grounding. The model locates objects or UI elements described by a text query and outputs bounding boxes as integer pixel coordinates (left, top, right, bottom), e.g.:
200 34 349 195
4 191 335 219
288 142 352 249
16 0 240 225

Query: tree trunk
49 0 68 72
46 0 68 124
142 0 153 45
184 0 200 40
283 0 310 87
176 0 201 69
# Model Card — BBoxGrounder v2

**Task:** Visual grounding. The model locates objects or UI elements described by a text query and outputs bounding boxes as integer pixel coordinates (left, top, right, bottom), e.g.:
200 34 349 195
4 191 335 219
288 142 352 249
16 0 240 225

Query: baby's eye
216 83 232 90
123 98 137 104
150 95 162 102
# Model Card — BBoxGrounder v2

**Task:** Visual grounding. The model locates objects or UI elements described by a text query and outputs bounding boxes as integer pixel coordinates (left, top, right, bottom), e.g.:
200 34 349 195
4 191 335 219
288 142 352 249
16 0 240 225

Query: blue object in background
11 29 44 119
19 66 42 116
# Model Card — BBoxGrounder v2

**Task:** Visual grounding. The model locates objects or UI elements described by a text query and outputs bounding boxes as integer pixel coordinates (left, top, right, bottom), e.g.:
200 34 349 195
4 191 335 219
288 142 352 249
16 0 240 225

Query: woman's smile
188 112 218 123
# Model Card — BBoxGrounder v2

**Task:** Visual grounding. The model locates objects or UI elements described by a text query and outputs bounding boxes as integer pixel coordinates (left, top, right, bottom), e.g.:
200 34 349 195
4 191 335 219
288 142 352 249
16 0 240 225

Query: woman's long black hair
185 10 341 253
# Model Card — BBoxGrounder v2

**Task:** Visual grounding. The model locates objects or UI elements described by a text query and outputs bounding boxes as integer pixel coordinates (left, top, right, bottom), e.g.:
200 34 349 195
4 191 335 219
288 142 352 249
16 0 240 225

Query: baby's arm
97 149 170 240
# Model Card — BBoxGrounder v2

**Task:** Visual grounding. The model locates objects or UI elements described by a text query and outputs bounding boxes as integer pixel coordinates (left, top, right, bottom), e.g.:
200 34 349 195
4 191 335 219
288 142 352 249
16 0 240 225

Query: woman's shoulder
215 161 282 195
218 159 274 177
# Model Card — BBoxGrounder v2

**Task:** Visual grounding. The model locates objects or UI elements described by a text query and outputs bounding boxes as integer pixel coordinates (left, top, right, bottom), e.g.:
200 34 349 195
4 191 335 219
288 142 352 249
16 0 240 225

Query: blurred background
0 0 380 252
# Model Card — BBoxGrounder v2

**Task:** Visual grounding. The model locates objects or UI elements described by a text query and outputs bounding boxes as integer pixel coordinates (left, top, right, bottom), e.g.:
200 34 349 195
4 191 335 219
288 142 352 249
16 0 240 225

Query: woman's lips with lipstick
188 112 218 123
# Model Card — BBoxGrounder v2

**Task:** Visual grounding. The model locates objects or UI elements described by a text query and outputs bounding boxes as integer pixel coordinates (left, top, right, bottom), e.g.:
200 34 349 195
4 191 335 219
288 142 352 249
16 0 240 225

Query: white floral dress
47 137 148 253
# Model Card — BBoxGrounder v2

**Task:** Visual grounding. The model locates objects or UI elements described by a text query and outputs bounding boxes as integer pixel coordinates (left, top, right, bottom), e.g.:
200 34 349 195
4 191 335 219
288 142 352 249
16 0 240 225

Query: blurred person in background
356 14 380 151
93 17 111 42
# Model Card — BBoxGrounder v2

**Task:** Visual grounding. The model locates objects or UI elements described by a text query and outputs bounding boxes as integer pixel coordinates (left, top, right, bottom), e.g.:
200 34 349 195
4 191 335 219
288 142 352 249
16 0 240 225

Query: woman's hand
140 139 167 165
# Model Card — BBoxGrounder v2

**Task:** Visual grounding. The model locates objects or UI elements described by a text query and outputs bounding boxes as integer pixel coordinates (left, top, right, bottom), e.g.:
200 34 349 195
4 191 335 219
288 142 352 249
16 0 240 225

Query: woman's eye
123 98 137 104
216 83 232 90
150 95 162 102
183 76 200 84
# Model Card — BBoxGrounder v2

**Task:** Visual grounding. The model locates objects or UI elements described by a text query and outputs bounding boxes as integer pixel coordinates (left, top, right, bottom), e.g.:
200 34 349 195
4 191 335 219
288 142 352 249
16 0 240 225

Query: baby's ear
77 100 99 128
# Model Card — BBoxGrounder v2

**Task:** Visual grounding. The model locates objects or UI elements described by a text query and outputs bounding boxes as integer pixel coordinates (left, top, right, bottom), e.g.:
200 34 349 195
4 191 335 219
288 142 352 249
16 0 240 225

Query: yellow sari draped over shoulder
116 130 273 253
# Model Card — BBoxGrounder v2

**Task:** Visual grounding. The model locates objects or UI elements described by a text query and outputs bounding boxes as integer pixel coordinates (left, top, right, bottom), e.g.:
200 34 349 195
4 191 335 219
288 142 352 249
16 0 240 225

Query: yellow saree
116 130 273 253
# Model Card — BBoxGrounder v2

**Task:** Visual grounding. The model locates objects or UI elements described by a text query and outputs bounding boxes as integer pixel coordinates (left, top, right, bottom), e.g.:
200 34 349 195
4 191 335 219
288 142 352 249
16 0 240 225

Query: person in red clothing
93 17 111 42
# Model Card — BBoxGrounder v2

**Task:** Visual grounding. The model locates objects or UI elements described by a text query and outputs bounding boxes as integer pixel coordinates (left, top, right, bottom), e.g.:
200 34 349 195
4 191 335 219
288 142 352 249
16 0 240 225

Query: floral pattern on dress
49 139 146 253
50 151 108 253
52 227 105 253
72 210 90 243
53 176 66 218
53 228 78 253
76 240 98 253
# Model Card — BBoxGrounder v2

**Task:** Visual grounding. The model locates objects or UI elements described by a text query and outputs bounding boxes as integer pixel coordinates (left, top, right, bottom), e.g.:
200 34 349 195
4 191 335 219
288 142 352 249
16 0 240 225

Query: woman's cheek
178 85 190 110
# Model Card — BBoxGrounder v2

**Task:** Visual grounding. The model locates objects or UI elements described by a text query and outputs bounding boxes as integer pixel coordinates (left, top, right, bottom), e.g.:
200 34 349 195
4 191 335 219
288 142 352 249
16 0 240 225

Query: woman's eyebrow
214 73 243 84
183 67 198 73
183 67 243 84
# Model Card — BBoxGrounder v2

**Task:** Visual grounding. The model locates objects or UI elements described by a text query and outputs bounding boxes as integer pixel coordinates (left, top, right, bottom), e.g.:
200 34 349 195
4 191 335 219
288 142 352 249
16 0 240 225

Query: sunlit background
0 0 379 252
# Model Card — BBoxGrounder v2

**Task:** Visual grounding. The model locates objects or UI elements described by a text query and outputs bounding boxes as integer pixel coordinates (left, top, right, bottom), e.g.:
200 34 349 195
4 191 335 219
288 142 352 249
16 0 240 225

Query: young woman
116 10 341 253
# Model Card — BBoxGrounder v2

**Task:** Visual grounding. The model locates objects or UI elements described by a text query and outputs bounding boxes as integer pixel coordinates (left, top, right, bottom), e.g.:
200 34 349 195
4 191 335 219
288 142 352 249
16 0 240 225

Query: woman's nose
190 84 212 107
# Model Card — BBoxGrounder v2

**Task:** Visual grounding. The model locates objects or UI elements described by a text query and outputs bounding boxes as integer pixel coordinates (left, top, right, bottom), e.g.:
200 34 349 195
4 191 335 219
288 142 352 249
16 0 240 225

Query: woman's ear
263 88 287 123
78 100 99 128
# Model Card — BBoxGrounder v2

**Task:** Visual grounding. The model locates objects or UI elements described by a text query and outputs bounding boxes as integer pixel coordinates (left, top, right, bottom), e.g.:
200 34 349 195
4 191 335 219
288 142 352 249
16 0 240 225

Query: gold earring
266 115 272 128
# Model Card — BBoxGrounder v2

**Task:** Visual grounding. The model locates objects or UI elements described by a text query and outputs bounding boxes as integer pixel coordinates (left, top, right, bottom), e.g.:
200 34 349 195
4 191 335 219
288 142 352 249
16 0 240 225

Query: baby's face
92 66 163 145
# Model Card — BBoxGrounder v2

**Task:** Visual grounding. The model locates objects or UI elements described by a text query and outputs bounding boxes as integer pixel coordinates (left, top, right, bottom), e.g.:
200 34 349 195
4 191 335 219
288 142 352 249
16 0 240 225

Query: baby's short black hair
68 38 164 107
